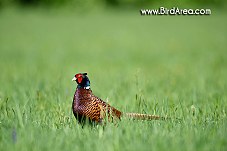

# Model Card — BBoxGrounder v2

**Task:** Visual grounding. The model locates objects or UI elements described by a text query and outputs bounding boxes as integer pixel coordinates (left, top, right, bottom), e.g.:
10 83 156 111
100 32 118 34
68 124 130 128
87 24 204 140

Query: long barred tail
125 113 168 120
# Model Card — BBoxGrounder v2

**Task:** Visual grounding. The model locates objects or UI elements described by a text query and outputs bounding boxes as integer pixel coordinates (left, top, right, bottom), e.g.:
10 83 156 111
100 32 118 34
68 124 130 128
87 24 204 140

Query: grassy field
0 8 227 151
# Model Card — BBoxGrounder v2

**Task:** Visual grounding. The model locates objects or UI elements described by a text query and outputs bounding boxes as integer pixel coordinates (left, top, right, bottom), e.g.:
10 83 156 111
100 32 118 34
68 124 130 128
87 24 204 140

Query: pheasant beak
72 77 77 81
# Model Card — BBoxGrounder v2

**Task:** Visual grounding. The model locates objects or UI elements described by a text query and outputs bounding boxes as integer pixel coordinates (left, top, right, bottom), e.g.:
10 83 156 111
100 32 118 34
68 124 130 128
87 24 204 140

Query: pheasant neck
84 86 90 89
77 84 90 89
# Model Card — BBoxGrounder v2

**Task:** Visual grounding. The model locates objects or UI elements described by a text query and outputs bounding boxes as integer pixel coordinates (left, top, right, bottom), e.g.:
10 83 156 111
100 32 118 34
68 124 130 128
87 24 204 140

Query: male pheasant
72 73 163 125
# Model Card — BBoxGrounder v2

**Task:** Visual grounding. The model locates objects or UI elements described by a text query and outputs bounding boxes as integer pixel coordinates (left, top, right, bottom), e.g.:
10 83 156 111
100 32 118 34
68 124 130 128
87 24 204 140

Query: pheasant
72 73 164 125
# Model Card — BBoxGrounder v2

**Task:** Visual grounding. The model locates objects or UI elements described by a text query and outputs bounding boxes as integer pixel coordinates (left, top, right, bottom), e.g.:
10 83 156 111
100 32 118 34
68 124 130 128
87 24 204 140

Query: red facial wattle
75 74 83 83
77 77 83 83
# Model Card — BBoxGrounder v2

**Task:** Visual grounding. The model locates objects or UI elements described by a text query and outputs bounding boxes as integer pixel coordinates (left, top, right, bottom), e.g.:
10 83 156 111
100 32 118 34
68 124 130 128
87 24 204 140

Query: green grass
0 8 227 151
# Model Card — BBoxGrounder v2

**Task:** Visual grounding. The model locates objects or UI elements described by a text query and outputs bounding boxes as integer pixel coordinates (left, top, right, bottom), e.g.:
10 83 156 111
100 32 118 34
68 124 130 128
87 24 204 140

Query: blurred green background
0 0 227 8
0 1 227 151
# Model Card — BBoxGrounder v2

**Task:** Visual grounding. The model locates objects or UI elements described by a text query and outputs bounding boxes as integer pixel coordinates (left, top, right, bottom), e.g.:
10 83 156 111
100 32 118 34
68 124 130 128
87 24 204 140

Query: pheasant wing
77 100 103 123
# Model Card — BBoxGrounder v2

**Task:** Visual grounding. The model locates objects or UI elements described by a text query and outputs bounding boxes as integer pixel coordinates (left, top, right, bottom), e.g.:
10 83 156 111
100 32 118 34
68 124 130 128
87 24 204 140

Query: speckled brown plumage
72 88 122 124
72 73 163 125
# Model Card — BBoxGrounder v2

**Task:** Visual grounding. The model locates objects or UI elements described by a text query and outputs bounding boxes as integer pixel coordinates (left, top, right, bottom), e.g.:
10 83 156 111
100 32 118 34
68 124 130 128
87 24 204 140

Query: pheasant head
72 73 90 89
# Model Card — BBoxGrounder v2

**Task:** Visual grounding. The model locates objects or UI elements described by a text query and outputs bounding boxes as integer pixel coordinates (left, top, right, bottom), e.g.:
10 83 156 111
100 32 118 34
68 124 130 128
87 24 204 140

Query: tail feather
125 113 168 120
